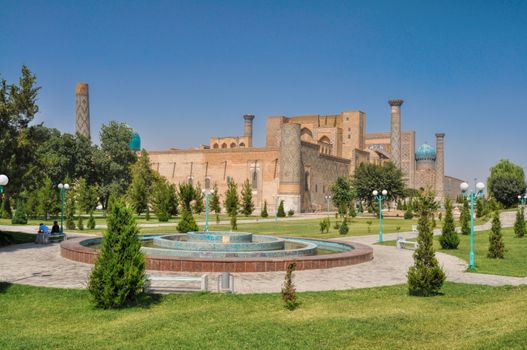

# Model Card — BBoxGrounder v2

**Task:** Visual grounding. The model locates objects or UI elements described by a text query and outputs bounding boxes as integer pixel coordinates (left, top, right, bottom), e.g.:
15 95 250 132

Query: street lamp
202 188 215 232
372 190 388 242
517 194 527 207
0 174 8 195
460 181 485 270
324 195 332 217
58 183 70 233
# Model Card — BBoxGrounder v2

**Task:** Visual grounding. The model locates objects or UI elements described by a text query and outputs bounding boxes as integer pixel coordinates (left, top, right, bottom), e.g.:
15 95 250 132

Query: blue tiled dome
416 143 436 161
129 132 141 151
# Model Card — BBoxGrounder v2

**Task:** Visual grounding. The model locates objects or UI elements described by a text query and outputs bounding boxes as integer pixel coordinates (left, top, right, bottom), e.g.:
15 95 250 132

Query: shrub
261 201 269 218
87 211 96 230
407 191 445 296
348 205 357 218
339 218 349 235
439 200 459 249
230 214 238 231
215 214 220 224
287 209 294 217
224 181 239 216
319 218 330 233
77 215 84 230
366 220 372 233
488 211 504 259
177 209 199 233
1 197 12 219
333 221 341 230
88 199 146 309
281 263 299 310
241 179 254 216
11 200 28 224
514 207 526 238
277 200 286 218
404 206 413 220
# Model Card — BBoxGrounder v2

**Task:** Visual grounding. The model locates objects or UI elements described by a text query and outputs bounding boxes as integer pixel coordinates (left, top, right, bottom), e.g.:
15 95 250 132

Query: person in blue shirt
38 223 49 234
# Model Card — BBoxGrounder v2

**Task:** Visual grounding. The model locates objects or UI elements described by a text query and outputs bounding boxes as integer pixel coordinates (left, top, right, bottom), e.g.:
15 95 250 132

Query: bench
396 238 418 250
35 232 66 244
146 274 208 293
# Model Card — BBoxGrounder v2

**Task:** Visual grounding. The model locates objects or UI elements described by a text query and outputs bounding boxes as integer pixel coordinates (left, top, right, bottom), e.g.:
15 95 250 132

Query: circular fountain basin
61 231 373 272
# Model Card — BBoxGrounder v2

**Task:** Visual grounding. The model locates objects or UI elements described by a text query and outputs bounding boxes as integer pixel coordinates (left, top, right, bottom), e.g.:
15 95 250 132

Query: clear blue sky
1 0 526 185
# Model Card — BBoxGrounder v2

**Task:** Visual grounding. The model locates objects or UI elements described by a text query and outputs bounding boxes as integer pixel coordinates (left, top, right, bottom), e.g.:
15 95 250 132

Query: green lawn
379 228 527 277
0 282 526 349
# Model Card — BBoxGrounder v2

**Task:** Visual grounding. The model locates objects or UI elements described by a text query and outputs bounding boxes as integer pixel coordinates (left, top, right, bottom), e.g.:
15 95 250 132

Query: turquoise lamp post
0 174 8 195
325 195 332 217
202 188 215 232
518 194 527 207
460 181 485 270
58 183 70 233
373 189 388 242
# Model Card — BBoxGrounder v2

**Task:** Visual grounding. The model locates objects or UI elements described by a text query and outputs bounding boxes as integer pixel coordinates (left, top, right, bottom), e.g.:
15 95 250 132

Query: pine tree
210 183 221 214
439 200 459 249
407 191 446 296
11 199 28 224
476 198 484 218
87 211 96 230
65 187 76 230
281 263 299 310
514 207 526 238
1 197 12 219
230 214 238 231
261 200 269 217
460 199 470 235
240 179 255 216
348 204 357 218
77 214 84 230
193 183 204 214
127 150 154 215
177 209 199 233
404 205 413 220
178 182 196 212
224 180 239 217
88 198 146 309
277 200 286 218
488 211 504 259
339 218 349 235
151 179 173 222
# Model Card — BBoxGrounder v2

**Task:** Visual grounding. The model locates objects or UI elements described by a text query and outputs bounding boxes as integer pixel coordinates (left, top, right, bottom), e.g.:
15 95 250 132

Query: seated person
39 223 49 235
51 221 60 234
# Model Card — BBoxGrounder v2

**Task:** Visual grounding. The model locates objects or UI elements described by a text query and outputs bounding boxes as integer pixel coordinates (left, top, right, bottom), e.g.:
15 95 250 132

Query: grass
0 230 35 247
0 282 526 349
378 228 527 277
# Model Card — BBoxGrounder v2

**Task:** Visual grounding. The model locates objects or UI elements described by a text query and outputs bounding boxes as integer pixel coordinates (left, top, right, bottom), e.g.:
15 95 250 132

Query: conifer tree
127 150 154 216
514 207 526 238
407 191 445 296
348 204 357 218
224 180 239 217
178 182 196 212
210 183 221 214
230 214 238 231
87 211 96 230
404 205 413 220
339 217 349 235
65 186 76 230
277 200 286 218
77 214 84 230
261 200 269 217
88 198 146 309
193 183 204 214
11 199 28 224
460 199 470 235
281 263 299 310
241 179 255 216
151 179 174 222
177 208 199 233
1 197 12 219
488 211 505 259
439 200 459 249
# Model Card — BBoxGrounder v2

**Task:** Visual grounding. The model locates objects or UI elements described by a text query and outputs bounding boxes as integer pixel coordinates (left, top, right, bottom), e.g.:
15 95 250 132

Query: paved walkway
0 211 525 293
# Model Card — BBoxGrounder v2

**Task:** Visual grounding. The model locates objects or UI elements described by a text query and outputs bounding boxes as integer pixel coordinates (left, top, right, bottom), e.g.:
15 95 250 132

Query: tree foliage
261 200 269 217
514 207 525 238
488 211 505 259
210 183 221 214
460 199 470 235
151 178 178 222
178 182 196 212
224 181 239 217
88 198 146 309
352 162 405 204
487 160 526 208
439 200 459 249
277 200 286 218
330 176 354 215
177 209 198 233
241 179 255 216
127 150 154 215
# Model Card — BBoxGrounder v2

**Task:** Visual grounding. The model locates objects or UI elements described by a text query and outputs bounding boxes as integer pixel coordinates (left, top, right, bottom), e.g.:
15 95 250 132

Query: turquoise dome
416 143 436 161
129 132 141 151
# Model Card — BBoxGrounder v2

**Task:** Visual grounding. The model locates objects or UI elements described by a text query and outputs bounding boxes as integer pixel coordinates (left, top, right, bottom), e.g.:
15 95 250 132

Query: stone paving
0 211 525 293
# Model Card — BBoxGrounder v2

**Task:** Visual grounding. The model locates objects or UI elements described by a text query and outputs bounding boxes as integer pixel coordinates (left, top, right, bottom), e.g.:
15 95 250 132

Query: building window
213 143 219 149
188 176 193 185
239 142 245 147
315 184 318 193
348 128 351 132
204 177 211 190
251 171 258 189
221 143 227 148
348 134 351 139
230 142 236 148
323 185 325 193
226 176 233 184
304 171 310 191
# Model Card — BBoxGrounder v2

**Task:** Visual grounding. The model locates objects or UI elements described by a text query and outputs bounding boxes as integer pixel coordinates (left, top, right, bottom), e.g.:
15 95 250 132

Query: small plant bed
0 231 36 247
0 283 526 349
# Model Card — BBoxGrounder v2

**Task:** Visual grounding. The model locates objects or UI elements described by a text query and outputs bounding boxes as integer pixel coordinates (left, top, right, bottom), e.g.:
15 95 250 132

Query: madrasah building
75 83 464 213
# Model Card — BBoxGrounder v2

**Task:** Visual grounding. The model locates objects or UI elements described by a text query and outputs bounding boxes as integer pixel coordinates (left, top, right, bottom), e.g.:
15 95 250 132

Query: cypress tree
193 183 204 214
65 188 76 230
261 200 269 217
339 218 349 235
1 197 12 219
277 200 286 218
11 199 28 224
87 211 96 230
488 211 505 259
241 179 255 216
460 199 470 235
514 207 526 238
439 200 459 249
177 209 199 233
210 183 221 214
281 262 299 310
407 191 445 296
88 198 146 309
224 180 239 217
230 214 238 231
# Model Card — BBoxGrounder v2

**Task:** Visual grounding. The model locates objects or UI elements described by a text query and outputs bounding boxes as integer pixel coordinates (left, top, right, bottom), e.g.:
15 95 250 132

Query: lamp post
202 188 215 232
460 181 485 270
372 190 388 242
0 174 8 196
58 183 70 233
324 195 332 217
518 194 527 207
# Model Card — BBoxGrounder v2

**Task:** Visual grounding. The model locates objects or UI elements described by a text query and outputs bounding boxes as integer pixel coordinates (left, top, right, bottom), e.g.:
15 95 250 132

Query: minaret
75 83 91 139
389 99 403 168
243 114 255 147
435 133 445 199
278 123 302 213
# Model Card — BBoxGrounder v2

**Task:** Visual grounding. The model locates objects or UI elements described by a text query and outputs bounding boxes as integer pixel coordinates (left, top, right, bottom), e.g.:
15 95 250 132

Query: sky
1 0 526 185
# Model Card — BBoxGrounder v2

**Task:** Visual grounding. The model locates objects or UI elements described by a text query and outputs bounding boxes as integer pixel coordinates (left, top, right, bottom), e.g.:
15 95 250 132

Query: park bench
35 232 65 244
146 274 208 293
396 238 418 250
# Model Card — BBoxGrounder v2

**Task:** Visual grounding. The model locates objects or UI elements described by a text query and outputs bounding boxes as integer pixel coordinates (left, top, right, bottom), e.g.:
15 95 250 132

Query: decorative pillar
243 114 255 147
278 123 302 213
435 133 445 200
389 99 404 168
75 83 91 139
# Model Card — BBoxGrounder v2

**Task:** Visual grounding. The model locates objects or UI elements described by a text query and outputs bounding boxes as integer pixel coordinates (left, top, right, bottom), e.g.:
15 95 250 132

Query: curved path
0 211 525 293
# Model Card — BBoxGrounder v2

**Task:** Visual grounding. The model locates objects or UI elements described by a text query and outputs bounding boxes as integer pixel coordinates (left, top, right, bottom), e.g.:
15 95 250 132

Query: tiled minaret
243 114 255 147
75 83 91 139
435 133 445 199
389 99 404 168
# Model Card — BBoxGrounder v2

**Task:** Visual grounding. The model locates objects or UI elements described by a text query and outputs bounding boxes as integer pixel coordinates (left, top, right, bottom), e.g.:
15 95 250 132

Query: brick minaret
278 123 302 213
243 114 255 147
75 83 91 139
435 133 445 199
389 99 403 168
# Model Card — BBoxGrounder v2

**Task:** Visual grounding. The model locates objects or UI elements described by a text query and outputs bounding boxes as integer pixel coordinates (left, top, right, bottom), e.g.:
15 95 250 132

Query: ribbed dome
129 132 141 151
416 143 436 161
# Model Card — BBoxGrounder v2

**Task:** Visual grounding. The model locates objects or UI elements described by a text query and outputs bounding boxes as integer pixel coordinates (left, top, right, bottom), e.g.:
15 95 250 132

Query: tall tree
178 182 196 212
352 162 405 205
77 177 99 214
210 183 221 214
439 199 459 249
514 207 526 238
150 178 174 222
127 150 154 215
330 176 354 215
488 211 505 259
193 183 204 214
224 180 239 216
240 179 255 216
487 160 526 208
460 199 470 235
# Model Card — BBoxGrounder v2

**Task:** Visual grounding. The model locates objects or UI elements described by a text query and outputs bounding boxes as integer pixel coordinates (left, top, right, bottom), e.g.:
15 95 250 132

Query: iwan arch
147 100 463 213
